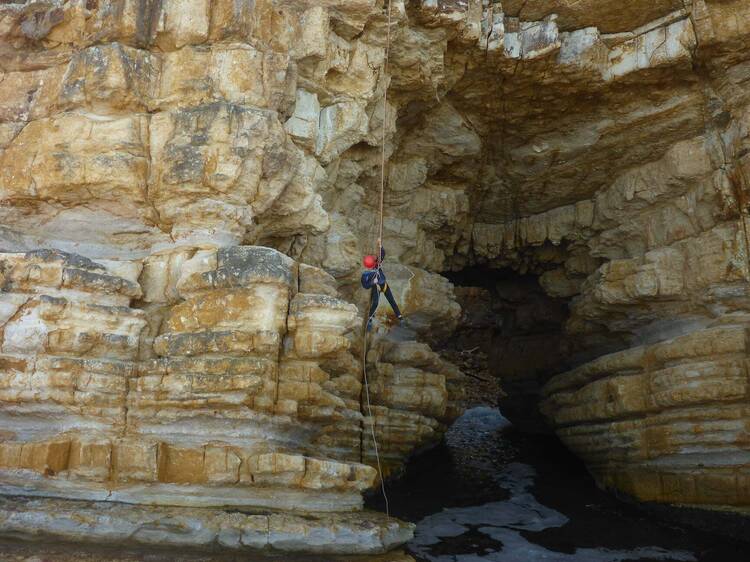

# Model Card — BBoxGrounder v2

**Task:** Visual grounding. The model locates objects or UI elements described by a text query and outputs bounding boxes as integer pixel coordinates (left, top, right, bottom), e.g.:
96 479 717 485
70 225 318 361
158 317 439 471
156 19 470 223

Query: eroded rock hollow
2 0 750 555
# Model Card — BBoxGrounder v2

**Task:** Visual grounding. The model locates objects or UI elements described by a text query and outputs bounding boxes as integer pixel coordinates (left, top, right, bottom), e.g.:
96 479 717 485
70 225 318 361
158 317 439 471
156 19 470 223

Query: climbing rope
362 301 390 517
377 0 393 261
362 0 394 518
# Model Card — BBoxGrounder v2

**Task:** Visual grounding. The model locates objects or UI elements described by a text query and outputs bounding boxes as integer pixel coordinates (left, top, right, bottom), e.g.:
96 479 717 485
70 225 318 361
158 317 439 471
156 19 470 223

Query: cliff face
0 244 465 552
0 2 466 553
2 0 750 552
391 0 750 513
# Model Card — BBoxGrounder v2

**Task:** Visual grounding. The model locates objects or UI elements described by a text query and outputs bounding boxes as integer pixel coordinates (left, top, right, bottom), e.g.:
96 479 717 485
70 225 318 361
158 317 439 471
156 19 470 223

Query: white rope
362 308 390 517
377 0 393 261
362 0 394 518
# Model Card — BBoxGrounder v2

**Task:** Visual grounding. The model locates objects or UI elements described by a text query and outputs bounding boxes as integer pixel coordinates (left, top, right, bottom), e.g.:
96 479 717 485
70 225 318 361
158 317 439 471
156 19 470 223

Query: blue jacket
360 247 386 289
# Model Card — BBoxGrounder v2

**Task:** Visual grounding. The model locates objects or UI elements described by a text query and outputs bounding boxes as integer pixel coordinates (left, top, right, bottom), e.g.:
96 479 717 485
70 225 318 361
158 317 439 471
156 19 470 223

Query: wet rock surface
370 408 750 562
0 539 416 562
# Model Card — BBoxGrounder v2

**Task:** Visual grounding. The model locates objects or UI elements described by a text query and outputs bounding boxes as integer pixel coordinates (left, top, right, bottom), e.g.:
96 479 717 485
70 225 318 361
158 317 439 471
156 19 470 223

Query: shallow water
366 407 750 562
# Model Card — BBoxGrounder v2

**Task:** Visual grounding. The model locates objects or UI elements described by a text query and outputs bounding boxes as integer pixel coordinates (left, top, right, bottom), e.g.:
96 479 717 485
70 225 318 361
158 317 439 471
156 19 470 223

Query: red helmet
363 255 377 269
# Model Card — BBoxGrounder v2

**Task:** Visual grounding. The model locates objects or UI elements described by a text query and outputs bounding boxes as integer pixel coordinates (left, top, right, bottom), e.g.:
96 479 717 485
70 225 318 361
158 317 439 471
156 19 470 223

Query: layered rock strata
0 496 412 555
532 130 750 508
0 246 460 552
541 325 750 509
0 0 473 552
387 0 750 512
3 0 750 540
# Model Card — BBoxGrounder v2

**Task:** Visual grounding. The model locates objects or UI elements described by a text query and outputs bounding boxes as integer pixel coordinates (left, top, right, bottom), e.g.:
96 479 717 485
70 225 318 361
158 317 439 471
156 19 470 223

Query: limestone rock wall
0 245 462 553
0 247 364 505
457 1 750 510
374 0 750 512
4 0 750 537
541 325 750 508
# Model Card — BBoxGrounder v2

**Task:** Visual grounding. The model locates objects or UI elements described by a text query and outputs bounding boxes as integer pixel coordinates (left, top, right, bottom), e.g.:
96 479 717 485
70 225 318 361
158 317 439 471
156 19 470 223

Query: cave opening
367 261 750 561
442 265 573 433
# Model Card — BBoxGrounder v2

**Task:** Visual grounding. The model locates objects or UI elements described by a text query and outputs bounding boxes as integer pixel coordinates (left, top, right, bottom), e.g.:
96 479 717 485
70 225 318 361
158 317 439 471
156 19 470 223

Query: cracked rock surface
2 0 750 553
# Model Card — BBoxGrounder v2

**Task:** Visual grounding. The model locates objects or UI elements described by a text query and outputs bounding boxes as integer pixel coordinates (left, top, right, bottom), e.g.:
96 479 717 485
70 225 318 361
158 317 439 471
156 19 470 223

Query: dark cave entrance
369 265 750 561
441 265 574 433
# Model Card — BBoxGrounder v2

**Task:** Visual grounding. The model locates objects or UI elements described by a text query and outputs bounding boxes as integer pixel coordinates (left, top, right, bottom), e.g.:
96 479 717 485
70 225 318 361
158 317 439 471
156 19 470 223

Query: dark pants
368 282 402 321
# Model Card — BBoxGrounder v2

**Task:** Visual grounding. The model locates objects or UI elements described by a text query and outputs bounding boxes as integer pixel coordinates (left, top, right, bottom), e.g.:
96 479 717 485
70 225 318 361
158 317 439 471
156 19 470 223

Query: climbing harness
361 0 394 518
